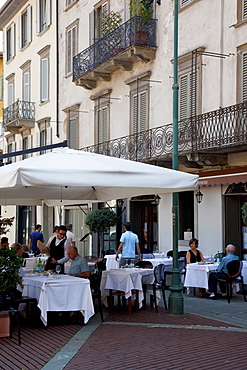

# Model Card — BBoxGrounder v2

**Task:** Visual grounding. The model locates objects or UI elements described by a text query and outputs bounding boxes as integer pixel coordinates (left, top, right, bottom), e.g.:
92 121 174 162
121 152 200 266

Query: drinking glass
55 265 61 274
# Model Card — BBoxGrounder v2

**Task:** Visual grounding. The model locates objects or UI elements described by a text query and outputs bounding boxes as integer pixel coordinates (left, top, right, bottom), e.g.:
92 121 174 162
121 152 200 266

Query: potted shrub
0 248 22 338
85 209 118 258
129 0 153 45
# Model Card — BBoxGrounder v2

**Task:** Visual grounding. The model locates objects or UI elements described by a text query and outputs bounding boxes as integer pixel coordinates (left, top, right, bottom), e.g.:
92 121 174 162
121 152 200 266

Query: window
66 22 78 75
6 23 15 62
22 134 32 160
179 0 200 10
37 119 52 154
40 55 49 102
6 139 16 163
66 0 78 8
131 90 147 134
36 0 51 34
89 1 108 45
243 0 247 19
19 5 32 49
7 79 15 107
96 104 108 143
67 110 79 149
241 51 247 101
179 72 197 120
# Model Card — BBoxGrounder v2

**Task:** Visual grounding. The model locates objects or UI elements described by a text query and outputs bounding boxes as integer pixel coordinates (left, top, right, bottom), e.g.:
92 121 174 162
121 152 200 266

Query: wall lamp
195 187 204 204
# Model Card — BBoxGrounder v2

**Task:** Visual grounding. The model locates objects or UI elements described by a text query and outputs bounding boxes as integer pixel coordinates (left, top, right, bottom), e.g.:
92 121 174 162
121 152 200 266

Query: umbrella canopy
0 148 198 206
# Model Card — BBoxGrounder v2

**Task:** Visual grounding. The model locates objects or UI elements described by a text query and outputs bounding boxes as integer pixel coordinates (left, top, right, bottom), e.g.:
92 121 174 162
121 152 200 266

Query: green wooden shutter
242 51 247 102
98 106 108 143
179 74 189 120
139 91 147 132
41 57 49 102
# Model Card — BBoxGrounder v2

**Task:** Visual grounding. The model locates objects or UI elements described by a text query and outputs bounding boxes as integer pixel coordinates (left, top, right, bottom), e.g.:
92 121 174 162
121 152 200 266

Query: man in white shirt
66 223 75 247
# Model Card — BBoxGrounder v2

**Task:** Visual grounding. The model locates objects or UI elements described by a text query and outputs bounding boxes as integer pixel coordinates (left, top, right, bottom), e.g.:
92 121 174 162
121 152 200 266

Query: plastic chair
143 264 167 312
135 260 153 269
89 270 104 321
166 250 173 258
95 258 107 271
7 295 38 326
178 251 187 259
217 260 246 303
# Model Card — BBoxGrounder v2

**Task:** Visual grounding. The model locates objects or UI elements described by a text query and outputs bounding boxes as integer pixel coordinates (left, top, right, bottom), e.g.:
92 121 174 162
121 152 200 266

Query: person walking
28 224 44 255
115 222 141 267
66 224 75 247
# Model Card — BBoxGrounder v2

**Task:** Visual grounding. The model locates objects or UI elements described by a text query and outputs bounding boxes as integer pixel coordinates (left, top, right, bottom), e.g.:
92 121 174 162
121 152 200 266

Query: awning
198 172 247 187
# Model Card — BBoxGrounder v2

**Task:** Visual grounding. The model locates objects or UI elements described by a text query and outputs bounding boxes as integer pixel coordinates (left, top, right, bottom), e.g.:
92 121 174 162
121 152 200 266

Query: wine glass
55 265 61 274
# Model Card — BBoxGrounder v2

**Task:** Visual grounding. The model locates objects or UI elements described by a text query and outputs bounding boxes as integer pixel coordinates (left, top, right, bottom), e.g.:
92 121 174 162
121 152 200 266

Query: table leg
109 289 113 314
127 297 132 315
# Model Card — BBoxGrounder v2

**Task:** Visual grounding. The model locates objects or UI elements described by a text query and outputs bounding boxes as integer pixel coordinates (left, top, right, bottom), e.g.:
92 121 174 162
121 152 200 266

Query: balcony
82 101 247 168
73 16 157 90
3 100 35 134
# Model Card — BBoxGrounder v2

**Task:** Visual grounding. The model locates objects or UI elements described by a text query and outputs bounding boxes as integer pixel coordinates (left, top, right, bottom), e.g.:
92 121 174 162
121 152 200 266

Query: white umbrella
0 147 198 206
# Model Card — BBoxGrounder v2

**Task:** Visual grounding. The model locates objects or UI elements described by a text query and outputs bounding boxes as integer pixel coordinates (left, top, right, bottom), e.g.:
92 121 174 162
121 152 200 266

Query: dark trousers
208 272 228 294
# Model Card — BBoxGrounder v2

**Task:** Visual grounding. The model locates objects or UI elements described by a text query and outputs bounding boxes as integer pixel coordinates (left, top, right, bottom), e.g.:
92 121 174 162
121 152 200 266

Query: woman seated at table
186 238 211 297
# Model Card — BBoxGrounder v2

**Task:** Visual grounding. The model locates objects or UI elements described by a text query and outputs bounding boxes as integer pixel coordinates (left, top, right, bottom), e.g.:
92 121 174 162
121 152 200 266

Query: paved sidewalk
43 293 247 370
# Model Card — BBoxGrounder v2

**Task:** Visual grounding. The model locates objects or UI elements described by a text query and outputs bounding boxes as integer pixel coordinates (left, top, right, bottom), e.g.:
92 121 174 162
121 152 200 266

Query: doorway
130 198 158 252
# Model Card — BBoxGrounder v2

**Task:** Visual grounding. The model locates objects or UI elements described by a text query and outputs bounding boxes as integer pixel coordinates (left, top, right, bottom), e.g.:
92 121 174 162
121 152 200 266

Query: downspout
56 0 59 138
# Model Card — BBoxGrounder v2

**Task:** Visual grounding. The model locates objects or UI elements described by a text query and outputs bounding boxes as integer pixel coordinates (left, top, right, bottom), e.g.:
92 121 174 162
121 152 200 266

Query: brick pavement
63 307 247 370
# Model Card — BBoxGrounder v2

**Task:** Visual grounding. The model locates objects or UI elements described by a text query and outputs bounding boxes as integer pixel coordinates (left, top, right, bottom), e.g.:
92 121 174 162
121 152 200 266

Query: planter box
184 231 192 241
0 314 10 338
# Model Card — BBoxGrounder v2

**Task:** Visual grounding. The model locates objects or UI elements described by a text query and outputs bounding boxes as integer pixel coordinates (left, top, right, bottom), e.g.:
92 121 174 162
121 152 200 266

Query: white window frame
96 104 109 144
6 23 15 62
66 21 78 75
131 89 148 134
36 0 51 34
19 5 32 49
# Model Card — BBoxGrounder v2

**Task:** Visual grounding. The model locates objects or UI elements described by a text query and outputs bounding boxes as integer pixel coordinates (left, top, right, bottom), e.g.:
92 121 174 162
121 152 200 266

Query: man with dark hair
28 224 44 254
44 225 71 273
67 246 89 278
116 222 141 267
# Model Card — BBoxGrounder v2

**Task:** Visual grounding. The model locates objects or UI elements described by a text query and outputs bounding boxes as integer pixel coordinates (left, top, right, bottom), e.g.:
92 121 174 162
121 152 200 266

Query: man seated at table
207 244 239 300
43 225 71 273
67 246 90 278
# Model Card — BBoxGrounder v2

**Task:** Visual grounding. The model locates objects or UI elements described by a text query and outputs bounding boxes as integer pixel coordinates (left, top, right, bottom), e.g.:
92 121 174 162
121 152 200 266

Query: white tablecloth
241 261 247 284
104 254 119 270
184 263 219 289
22 275 94 326
100 268 154 308
143 257 174 269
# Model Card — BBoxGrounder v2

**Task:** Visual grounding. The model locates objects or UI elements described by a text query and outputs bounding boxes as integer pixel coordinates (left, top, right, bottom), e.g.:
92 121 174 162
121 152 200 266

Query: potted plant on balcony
85 208 118 258
100 11 123 59
129 0 153 45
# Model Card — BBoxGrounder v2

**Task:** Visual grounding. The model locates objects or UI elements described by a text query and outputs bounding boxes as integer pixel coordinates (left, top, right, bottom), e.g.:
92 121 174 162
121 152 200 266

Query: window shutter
47 126 52 151
190 70 197 117
98 106 108 143
27 5 32 43
41 57 49 102
23 71 30 101
36 0 40 34
72 26 76 60
27 135 32 158
89 11 95 45
139 91 147 132
67 28 72 74
68 117 78 149
18 15 22 49
179 74 189 120
46 0 51 27
8 83 14 106
242 52 247 102
10 23 15 58
132 94 138 134
36 131 40 156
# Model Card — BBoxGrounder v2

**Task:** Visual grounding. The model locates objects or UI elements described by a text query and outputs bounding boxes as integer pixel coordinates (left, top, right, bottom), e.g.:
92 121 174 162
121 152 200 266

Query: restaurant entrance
130 196 158 252
224 183 247 259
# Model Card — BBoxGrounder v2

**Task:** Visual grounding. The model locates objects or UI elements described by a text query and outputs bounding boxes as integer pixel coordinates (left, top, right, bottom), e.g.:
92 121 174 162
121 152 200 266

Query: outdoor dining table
100 268 154 314
22 274 94 326
184 262 219 290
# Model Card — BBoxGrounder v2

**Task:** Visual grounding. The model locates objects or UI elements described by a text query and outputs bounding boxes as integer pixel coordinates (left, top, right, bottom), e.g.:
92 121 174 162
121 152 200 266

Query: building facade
1 0 247 258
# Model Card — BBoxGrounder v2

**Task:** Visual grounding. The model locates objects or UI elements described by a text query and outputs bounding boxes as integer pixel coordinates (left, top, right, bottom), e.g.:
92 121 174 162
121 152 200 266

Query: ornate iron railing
82 101 247 161
73 16 157 81
3 100 35 125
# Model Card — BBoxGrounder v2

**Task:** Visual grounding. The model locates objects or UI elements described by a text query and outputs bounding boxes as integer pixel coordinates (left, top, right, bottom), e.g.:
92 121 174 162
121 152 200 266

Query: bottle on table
216 251 221 263
37 258 43 274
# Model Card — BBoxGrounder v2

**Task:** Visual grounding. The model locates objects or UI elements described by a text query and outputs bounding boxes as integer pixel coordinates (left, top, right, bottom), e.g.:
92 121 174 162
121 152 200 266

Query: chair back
178 251 187 259
178 257 186 271
135 260 153 269
226 259 241 278
166 250 173 258
25 258 36 269
154 264 165 284
95 258 107 271
89 269 102 291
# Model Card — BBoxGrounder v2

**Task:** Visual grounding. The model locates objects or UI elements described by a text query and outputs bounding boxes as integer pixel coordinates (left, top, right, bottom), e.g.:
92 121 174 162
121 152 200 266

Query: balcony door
23 71 30 118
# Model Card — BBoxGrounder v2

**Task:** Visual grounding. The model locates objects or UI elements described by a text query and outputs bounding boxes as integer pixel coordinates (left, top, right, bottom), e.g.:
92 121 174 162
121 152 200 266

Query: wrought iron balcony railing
82 101 247 161
3 100 35 125
73 16 157 81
